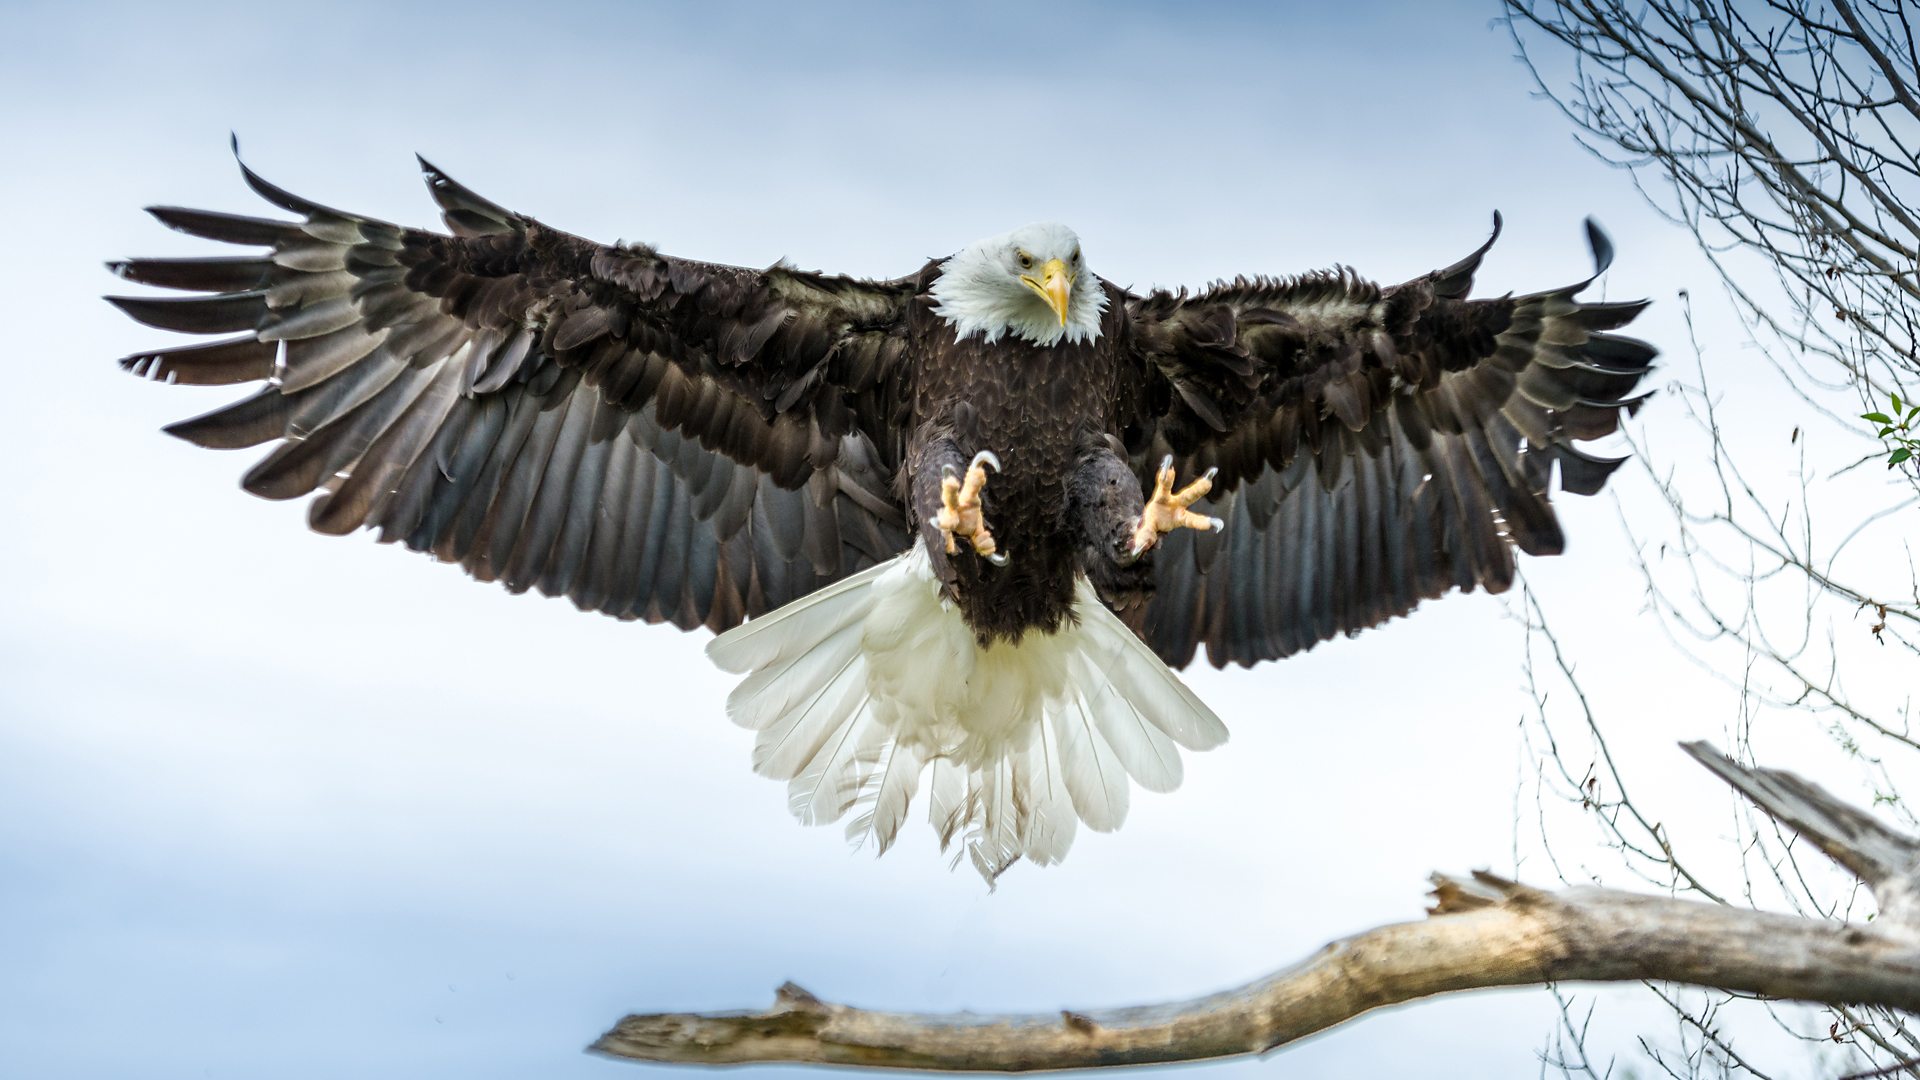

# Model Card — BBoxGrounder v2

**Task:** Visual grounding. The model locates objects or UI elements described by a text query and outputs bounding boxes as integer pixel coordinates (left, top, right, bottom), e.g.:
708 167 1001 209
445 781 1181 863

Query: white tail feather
787 700 872 826
1078 655 1185 793
750 647 865 779
927 754 968 849
704 542 1228 883
846 735 921 854
1022 721 1078 866
970 755 1022 882
707 561 893 674
1053 692 1130 831
726 619 863 729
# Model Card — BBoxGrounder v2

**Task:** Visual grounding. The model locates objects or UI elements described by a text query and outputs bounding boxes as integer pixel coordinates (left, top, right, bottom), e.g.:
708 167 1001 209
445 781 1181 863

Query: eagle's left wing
1118 218 1654 668
107 151 920 633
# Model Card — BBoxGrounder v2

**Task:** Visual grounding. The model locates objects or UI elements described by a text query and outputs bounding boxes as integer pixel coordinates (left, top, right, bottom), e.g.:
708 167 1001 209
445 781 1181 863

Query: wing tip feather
1583 217 1616 281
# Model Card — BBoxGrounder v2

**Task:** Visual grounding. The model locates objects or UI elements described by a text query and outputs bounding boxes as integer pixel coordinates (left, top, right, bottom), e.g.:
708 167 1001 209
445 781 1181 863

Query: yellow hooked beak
1019 257 1073 327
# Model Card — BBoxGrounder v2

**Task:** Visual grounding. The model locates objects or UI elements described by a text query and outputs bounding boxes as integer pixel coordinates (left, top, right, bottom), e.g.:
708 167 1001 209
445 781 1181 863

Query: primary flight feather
108 148 1654 882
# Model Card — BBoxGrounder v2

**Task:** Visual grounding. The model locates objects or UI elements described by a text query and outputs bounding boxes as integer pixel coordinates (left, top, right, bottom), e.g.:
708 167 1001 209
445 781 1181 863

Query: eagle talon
936 451 1007 565
1128 457 1221 557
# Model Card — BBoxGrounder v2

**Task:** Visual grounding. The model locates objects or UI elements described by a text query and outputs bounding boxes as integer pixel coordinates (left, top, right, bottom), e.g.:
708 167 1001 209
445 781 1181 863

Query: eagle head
929 223 1108 347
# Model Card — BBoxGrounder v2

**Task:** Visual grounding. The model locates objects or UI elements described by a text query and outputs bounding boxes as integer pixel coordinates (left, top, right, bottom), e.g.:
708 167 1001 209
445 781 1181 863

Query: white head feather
928 223 1107 347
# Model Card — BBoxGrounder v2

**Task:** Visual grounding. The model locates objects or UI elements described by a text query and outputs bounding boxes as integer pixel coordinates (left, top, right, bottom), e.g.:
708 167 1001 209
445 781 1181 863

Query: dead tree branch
591 743 1920 1071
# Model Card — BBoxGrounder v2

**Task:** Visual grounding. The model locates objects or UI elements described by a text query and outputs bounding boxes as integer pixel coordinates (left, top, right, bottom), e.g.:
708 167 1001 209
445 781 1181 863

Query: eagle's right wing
1119 218 1655 668
109 151 918 632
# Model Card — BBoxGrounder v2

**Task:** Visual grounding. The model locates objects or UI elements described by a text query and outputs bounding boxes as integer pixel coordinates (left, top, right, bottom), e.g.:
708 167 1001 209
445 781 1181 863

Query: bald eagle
109 152 1653 881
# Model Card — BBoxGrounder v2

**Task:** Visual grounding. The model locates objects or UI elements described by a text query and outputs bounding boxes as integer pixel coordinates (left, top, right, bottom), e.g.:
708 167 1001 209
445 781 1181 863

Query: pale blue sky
0 1 1894 1077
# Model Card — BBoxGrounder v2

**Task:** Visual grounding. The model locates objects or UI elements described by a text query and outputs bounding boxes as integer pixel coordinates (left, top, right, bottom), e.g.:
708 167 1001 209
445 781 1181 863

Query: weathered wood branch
591 743 1920 1071
1679 741 1920 933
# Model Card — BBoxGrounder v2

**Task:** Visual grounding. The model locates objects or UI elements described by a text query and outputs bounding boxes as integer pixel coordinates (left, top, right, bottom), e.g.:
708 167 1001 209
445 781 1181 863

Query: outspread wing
1120 216 1654 668
109 150 918 632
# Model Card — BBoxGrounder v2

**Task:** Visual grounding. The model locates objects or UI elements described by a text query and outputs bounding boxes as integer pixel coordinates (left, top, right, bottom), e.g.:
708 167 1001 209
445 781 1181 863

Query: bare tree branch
590 744 1920 1071
1508 4 1920 1071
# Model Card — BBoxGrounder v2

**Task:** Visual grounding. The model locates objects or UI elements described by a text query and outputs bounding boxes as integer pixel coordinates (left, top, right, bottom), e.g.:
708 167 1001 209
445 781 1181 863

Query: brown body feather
904 284 1143 641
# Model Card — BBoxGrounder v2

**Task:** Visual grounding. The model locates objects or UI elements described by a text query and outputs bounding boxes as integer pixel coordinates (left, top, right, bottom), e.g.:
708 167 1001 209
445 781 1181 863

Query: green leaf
1891 448 1912 466
1907 405 1920 418
1864 412 1893 423
1880 426 1897 437
1894 393 1904 412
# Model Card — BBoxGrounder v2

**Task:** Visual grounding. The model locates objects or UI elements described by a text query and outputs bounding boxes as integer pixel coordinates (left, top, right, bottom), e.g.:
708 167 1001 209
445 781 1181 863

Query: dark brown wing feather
108 150 916 632
1121 216 1655 668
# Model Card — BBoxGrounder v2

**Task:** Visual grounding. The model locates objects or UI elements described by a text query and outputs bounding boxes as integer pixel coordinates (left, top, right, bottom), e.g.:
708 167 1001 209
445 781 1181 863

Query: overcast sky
1 1 1905 1077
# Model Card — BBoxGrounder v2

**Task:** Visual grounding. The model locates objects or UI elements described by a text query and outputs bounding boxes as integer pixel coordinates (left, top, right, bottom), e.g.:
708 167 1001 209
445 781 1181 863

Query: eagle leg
934 451 1008 566
1128 455 1223 558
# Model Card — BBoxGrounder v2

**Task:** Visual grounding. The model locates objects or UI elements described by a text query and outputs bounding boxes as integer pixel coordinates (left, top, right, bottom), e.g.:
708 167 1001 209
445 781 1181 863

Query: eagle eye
1016 251 1033 270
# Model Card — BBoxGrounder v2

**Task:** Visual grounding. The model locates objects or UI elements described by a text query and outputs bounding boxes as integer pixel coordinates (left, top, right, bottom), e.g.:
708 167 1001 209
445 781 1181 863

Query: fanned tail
705 543 1228 883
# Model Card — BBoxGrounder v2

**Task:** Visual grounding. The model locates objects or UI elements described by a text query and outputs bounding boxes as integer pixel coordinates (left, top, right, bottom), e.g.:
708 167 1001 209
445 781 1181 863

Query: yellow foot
934 451 1009 566
1129 455 1224 557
